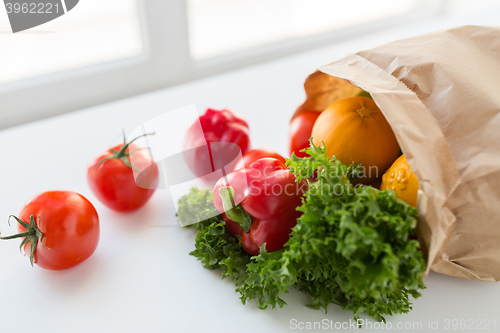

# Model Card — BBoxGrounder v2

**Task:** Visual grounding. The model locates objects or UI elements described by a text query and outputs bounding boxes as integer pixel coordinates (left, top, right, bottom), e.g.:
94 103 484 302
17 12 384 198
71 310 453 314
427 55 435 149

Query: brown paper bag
293 25 500 282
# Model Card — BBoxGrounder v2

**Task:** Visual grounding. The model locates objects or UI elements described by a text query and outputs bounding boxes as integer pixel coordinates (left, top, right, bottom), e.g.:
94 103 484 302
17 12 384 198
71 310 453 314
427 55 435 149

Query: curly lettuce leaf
180 142 426 323
178 187 251 281
237 142 425 322
177 187 221 231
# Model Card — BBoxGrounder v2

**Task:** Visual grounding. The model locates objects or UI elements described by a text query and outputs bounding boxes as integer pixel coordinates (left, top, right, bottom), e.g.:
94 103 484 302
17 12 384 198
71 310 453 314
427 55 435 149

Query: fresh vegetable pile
179 140 426 322
0 91 426 322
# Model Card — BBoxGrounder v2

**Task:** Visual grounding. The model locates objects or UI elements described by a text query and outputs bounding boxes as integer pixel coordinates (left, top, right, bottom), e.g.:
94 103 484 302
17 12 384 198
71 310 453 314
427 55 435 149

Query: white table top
1 11 499 333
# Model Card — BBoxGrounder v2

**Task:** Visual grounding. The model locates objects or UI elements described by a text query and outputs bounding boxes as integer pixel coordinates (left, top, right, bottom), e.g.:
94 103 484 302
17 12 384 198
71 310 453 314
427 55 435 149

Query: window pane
188 0 418 60
445 0 500 15
0 0 143 85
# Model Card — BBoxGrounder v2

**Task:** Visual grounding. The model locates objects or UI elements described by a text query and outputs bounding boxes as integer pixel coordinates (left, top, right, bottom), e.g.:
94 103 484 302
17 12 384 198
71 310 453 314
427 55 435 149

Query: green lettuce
180 142 426 322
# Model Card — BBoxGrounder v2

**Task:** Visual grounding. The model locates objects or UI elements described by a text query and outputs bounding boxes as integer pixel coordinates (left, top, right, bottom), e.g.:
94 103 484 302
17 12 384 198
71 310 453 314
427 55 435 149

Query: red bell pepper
234 148 285 170
213 157 308 255
184 108 251 178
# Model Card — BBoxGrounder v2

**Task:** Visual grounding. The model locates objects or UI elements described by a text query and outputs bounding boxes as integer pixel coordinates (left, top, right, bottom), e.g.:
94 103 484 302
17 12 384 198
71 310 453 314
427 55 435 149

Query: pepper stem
218 186 252 233
0 215 49 267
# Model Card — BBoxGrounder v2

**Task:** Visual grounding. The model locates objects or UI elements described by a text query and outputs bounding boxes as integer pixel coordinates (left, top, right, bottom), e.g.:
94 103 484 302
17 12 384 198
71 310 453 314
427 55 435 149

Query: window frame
0 0 444 129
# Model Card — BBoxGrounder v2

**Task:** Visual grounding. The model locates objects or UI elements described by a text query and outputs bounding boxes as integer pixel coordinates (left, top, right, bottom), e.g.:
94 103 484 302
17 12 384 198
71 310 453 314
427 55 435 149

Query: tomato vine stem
0 215 49 267
97 131 156 173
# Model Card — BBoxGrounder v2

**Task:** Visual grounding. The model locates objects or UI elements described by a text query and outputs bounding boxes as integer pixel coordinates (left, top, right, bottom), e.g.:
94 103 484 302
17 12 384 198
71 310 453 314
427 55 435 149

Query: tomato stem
218 186 252 233
0 231 30 240
0 215 48 267
115 131 155 159
97 131 156 171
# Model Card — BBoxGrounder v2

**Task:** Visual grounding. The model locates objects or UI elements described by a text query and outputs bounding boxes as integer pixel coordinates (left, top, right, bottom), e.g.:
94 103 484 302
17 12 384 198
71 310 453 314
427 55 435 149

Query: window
0 0 142 84
188 0 420 60
1 0 448 129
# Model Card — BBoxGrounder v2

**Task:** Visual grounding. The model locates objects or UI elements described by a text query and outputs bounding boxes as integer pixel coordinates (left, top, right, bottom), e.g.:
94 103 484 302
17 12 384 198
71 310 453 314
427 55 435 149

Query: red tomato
87 141 159 212
289 111 321 158
3 191 100 270
234 148 286 170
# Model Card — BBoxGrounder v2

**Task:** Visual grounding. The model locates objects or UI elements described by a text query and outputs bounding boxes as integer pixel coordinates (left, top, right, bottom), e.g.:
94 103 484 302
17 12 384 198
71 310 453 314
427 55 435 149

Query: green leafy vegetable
177 187 222 230
180 141 426 323
178 187 250 280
